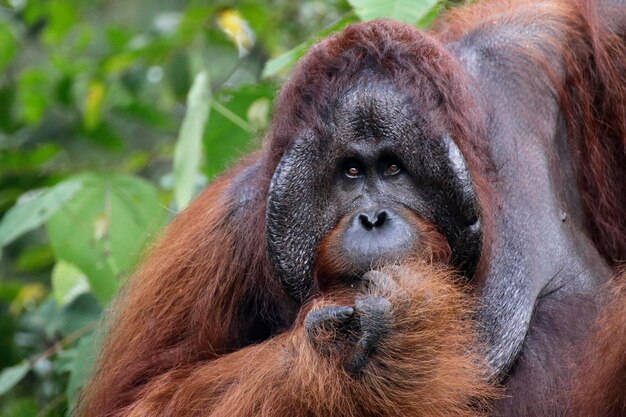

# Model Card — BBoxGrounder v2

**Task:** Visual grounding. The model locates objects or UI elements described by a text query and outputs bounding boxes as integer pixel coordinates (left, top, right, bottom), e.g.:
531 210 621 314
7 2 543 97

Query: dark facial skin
331 145 420 273
266 78 481 301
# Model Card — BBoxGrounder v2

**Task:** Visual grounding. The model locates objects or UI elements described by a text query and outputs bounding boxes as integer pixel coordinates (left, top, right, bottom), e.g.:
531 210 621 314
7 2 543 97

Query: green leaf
348 0 438 24
174 71 211 210
417 2 444 28
262 43 309 78
47 174 167 304
56 294 102 337
1 397 38 417
29 294 101 340
204 30 240 87
204 84 274 179
0 143 60 173
17 68 51 124
65 333 99 415
166 50 192 100
0 361 29 395
0 180 82 248
262 14 357 78
178 5 219 43
247 97 272 131
52 261 90 307
43 0 78 45
15 244 55 272
0 24 17 73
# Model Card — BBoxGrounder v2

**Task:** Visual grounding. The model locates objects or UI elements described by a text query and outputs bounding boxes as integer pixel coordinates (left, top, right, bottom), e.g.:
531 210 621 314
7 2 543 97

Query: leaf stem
211 100 253 133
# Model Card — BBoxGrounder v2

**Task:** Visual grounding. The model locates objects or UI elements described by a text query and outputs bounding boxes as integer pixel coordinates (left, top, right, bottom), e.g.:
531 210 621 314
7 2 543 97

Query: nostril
373 210 388 228
359 210 389 230
359 213 374 230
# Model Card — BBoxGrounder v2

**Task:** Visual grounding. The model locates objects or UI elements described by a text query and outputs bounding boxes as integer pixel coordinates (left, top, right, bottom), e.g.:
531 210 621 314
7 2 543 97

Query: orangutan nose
343 208 413 271
358 209 389 230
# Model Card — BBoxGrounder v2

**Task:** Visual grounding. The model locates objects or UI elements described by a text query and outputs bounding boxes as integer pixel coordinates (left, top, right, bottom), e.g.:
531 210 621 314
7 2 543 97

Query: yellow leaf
217 10 255 56
84 81 106 131
9 284 47 315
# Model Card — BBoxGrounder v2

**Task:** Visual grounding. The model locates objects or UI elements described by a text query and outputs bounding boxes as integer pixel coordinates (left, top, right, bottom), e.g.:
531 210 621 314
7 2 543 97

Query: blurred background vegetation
0 0 460 415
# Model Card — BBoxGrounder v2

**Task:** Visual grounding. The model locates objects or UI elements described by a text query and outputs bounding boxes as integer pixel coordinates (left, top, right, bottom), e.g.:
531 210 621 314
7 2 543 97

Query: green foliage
174 71 211 210
0 361 29 396
348 0 438 23
0 180 83 247
47 173 166 304
262 13 358 77
51 261 89 308
0 0 449 415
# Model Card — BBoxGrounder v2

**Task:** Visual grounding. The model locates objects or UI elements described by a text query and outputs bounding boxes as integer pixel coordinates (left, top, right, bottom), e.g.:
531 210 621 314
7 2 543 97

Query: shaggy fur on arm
119 264 494 417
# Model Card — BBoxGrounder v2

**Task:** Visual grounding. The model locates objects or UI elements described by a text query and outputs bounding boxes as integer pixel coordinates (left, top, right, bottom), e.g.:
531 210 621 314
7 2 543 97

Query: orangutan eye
345 164 362 178
384 163 401 176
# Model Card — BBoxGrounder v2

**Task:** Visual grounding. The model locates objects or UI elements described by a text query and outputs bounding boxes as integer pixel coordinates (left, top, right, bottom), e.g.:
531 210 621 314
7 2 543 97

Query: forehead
330 81 419 147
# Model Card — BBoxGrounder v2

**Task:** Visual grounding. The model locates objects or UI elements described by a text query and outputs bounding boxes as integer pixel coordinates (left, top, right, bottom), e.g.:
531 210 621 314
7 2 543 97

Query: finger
305 305 355 335
355 296 392 345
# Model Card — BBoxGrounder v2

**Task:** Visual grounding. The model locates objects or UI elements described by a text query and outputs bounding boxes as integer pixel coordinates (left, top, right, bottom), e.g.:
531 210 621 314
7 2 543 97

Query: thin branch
211 100 254 133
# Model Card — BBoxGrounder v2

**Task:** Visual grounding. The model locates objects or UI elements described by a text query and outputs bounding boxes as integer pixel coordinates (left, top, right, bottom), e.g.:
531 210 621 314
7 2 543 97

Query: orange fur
77 1 626 416
104 264 495 417
569 274 626 417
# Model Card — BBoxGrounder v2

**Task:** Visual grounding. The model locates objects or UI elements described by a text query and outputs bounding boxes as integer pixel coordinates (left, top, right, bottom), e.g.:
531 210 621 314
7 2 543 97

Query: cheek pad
266 135 337 301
